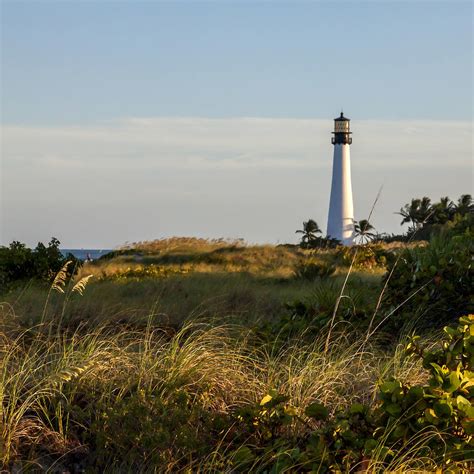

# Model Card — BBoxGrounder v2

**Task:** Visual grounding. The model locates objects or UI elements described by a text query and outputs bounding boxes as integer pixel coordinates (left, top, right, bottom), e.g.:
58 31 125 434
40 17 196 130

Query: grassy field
0 238 472 472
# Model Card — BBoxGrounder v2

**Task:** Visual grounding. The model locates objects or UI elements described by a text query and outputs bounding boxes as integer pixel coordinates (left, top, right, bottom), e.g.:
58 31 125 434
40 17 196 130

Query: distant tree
353 219 376 245
397 196 432 229
306 236 341 249
396 194 473 241
296 219 322 246
397 198 421 228
453 194 473 217
429 196 454 225
0 237 81 290
417 196 432 225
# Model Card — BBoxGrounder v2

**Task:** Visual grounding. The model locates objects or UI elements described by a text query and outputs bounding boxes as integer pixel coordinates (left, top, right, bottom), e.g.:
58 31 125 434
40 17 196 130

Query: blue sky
1 1 473 247
3 1 472 123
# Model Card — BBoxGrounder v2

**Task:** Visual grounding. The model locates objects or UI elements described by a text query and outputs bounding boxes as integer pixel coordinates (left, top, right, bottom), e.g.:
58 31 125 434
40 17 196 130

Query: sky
1 1 473 248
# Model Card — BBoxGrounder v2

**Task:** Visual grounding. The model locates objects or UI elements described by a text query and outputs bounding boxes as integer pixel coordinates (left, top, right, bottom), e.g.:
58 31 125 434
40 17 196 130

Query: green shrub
0 238 81 291
336 244 393 269
382 230 473 329
377 314 474 464
233 315 474 472
86 388 225 469
303 236 341 249
294 259 336 280
258 282 370 346
101 264 191 281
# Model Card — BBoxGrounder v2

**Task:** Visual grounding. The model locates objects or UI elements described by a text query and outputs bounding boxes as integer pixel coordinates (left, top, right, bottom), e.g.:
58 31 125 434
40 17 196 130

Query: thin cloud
3 117 471 169
1 117 472 247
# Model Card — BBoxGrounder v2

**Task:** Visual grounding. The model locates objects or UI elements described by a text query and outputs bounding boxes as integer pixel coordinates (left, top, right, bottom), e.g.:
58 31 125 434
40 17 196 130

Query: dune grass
0 238 466 471
1 310 430 471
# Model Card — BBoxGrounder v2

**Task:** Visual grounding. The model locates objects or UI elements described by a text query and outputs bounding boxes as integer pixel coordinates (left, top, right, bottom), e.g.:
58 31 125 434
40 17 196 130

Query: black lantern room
331 112 352 145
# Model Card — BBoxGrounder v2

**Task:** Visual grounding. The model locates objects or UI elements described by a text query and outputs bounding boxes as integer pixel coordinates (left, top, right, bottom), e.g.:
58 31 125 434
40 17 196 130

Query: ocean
61 249 113 260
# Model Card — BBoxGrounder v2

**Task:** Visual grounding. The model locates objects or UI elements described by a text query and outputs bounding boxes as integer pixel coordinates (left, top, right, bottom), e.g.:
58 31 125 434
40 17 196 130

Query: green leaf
444 371 461 393
456 395 474 417
380 380 402 394
232 446 255 466
305 402 329 420
444 326 459 338
461 418 474 435
406 386 424 403
392 424 407 439
260 394 273 406
349 403 366 415
364 438 377 453
424 408 439 425
433 401 453 418
384 403 402 417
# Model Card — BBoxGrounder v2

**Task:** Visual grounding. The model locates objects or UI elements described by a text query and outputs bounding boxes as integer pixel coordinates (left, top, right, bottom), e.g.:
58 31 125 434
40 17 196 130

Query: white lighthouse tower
326 112 354 245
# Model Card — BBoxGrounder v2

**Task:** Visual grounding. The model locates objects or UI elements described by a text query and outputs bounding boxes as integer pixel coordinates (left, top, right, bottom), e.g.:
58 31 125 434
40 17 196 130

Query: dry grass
80 239 310 280
0 239 448 471
0 311 428 470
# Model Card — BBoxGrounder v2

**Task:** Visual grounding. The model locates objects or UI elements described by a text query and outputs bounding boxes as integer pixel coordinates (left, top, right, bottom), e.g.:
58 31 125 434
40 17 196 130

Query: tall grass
1 306 429 470
0 239 454 471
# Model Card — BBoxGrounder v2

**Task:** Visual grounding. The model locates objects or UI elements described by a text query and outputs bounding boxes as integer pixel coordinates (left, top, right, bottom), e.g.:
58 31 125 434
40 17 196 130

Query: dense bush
382 229 473 329
232 315 474 471
86 389 226 469
336 244 394 269
259 282 371 343
294 259 336 280
377 314 474 464
0 238 80 291
398 194 473 241
101 264 191 281
303 236 341 249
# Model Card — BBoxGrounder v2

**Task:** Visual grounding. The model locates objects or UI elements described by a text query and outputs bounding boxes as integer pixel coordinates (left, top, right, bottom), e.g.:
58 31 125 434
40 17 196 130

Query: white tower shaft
327 143 354 245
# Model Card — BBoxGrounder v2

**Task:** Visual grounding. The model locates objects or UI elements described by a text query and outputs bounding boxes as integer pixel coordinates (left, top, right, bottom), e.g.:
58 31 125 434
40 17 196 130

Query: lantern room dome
334 112 350 121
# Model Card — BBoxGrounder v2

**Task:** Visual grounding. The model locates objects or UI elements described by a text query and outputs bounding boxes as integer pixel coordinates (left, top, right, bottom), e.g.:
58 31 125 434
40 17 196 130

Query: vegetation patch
1 194 472 471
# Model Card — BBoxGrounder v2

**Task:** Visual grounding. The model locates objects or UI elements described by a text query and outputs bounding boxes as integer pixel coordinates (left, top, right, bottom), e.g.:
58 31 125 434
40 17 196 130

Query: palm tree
453 194 473 216
417 196 432 225
397 198 421 228
353 219 376 245
429 196 454 225
397 197 432 229
296 219 322 246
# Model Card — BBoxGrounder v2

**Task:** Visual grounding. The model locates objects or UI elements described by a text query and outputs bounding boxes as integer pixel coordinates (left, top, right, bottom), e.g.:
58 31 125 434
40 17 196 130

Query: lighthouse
326 112 354 245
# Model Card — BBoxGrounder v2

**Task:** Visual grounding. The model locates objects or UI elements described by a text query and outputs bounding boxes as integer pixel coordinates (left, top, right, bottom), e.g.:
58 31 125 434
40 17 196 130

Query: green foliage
295 219 322 246
231 396 378 471
305 402 329 420
102 263 191 281
383 230 473 329
2 224 472 471
303 236 341 249
378 314 474 464
257 282 372 348
232 316 474 471
0 238 81 291
336 244 393 269
86 389 225 469
234 390 295 444
294 259 336 281
306 403 379 471
296 219 340 249
354 219 376 244
398 194 473 240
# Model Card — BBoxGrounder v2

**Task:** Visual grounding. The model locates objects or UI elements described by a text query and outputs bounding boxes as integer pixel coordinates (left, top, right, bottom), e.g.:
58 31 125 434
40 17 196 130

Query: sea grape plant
382 230 473 329
232 315 474 471
378 314 473 462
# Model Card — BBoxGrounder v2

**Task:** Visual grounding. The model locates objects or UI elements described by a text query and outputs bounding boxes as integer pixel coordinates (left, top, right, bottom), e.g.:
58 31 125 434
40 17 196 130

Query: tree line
296 194 473 247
